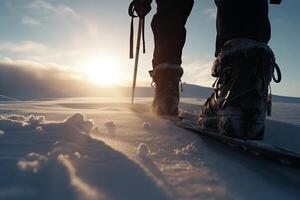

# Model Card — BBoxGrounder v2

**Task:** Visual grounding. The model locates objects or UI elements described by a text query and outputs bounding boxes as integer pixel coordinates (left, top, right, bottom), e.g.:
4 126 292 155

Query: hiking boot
150 63 184 116
198 38 281 140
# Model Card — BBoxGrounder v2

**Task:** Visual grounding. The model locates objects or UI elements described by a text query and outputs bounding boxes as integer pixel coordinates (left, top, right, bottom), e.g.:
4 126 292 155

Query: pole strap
142 18 146 54
128 2 146 59
130 16 135 59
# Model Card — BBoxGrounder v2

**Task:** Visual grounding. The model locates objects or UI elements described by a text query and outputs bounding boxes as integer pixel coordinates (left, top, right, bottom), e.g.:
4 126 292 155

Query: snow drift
0 113 169 200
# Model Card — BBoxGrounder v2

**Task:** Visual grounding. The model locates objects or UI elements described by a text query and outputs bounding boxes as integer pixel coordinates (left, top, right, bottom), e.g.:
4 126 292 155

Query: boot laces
212 60 282 109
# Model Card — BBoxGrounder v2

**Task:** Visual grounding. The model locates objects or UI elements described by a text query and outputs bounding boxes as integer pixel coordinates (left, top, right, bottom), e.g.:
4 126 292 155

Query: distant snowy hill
1 60 299 102
179 83 300 104
0 95 18 101
271 95 300 104
131 83 213 99
1 82 300 104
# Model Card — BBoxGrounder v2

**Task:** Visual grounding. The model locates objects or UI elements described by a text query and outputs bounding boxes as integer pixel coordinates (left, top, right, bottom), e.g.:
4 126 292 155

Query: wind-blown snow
17 152 48 173
0 98 300 200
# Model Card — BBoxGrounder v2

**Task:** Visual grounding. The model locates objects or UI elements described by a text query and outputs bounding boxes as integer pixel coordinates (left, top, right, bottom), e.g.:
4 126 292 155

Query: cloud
21 16 41 27
0 41 47 54
87 23 100 36
29 0 81 19
203 8 217 20
0 57 215 99
0 59 130 99
28 1 100 37
0 40 88 66
0 59 90 99
182 60 215 87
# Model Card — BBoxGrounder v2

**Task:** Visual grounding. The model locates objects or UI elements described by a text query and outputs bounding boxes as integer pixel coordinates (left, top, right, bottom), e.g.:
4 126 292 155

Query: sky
0 0 299 97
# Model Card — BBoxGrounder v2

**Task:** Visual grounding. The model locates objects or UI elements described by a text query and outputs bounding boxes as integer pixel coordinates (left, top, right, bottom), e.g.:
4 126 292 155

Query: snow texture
104 121 115 128
74 152 81 159
137 143 151 157
17 152 48 173
0 98 300 200
35 126 44 133
143 122 152 129
174 143 198 156
0 107 170 200
0 113 93 134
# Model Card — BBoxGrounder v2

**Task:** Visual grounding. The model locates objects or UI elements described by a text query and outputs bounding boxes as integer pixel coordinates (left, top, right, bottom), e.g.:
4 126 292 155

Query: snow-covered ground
0 97 300 200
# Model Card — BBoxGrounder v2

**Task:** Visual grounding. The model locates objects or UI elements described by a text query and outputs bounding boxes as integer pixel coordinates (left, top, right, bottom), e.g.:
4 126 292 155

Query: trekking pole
131 17 144 104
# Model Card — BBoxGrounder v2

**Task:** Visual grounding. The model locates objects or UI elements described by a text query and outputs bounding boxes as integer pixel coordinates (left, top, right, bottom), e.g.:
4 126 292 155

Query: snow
104 121 115 128
0 97 300 200
17 152 48 173
143 122 152 129
74 152 82 159
137 143 151 156
57 154 102 200
174 143 198 156
7 115 26 121
35 126 44 133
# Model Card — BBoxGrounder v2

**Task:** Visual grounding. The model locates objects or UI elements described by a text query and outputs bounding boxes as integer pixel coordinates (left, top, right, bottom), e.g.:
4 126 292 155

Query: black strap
273 63 282 83
142 18 146 54
130 16 135 59
128 2 146 59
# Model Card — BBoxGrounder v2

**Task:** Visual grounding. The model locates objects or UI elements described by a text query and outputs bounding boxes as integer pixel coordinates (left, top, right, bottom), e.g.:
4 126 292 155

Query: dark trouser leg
215 0 271 56
151 0 194 67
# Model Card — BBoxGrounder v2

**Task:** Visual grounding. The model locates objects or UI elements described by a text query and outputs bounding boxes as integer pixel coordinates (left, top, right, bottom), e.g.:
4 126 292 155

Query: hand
129 0 152 18
270 0 282 4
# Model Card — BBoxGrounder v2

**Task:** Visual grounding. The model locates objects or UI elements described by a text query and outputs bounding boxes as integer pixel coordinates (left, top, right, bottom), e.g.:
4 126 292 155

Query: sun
85 59 121 86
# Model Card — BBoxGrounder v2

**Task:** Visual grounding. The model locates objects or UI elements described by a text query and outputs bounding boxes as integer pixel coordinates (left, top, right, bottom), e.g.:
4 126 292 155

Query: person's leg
152 0 194 67
215 0 271 56
150 0 194 116
197 0 281 139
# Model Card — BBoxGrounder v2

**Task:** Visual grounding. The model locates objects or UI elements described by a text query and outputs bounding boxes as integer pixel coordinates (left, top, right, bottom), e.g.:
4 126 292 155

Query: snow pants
215 0 271 56
151 0 194 67
151 0 271 67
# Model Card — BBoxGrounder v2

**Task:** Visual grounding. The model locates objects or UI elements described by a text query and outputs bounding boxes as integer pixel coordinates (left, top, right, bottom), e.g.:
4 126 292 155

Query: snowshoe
174 111 300 168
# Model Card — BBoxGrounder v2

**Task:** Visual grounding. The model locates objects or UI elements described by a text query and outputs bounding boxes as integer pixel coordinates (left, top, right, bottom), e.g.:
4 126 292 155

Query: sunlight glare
85 58 121 86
